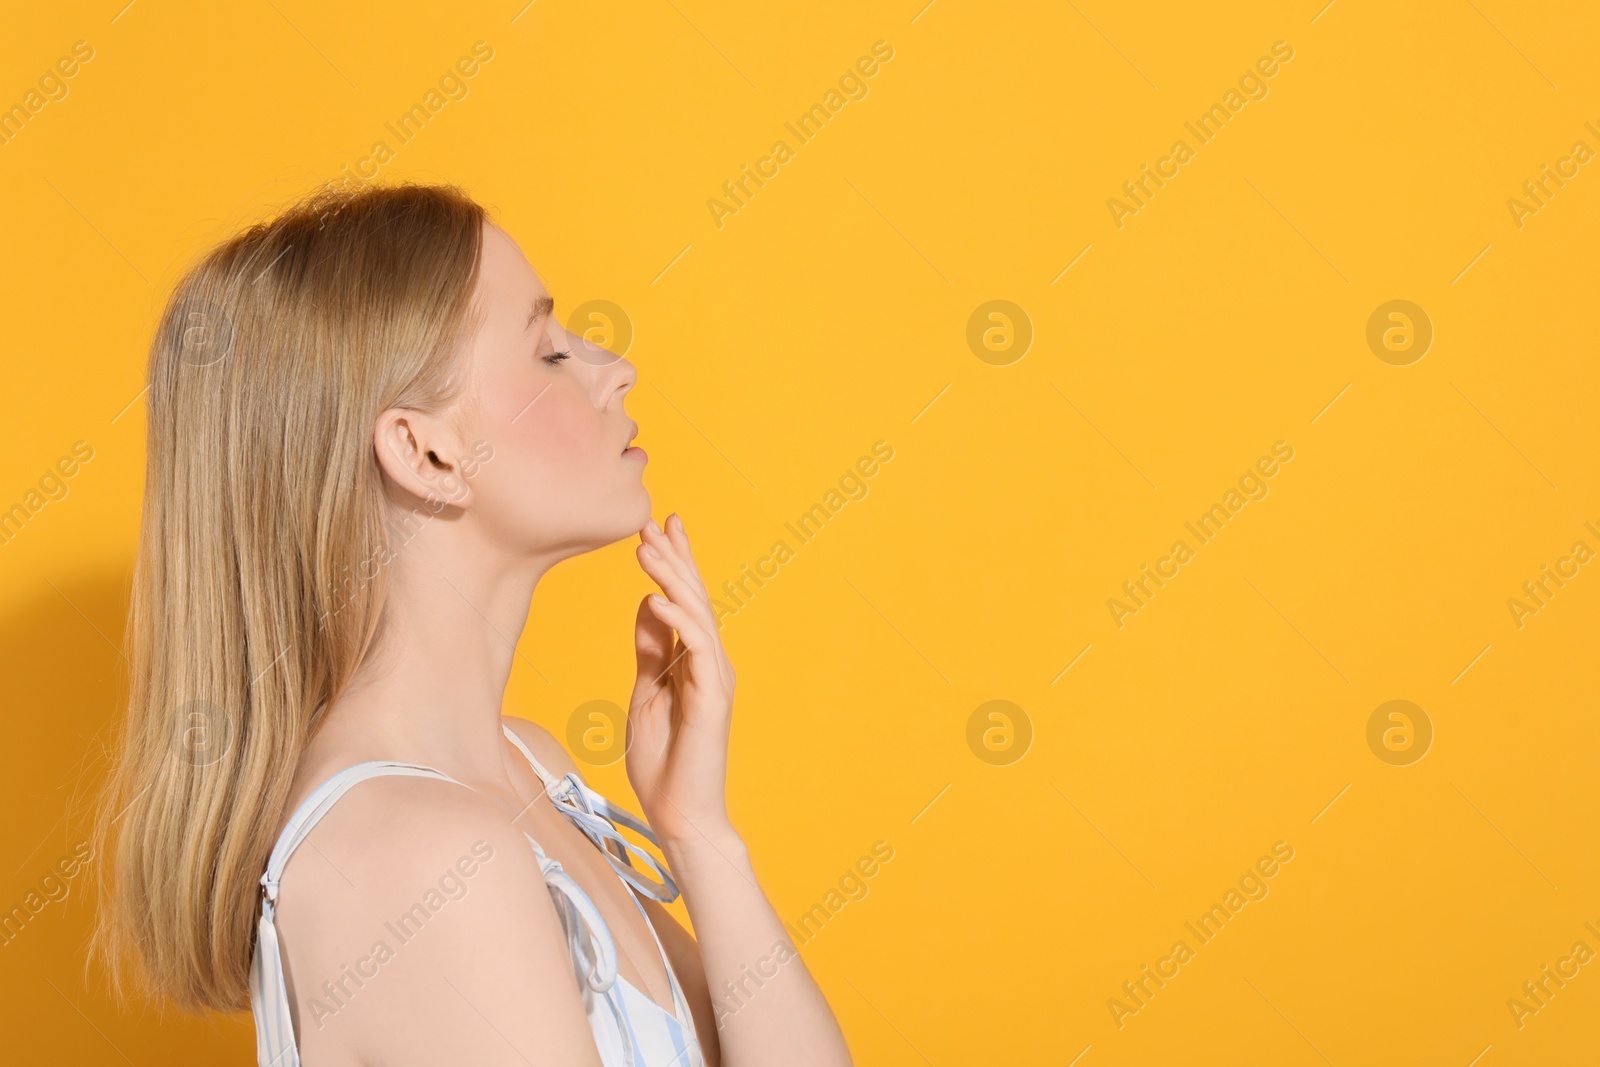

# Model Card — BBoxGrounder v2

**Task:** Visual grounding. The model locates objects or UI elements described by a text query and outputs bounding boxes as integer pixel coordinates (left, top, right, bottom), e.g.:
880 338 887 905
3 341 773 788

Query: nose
607 353 637 405
574 333 635 407
557 317 635 404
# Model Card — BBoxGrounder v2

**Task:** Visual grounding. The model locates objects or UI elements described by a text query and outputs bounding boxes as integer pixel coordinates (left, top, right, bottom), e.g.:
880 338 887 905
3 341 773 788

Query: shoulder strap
259 761 464 913
252 760 464 1067
500 721 562 788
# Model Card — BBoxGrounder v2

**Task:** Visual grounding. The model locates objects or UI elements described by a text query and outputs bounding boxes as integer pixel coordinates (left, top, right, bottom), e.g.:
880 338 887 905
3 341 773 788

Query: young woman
93 182 853 1066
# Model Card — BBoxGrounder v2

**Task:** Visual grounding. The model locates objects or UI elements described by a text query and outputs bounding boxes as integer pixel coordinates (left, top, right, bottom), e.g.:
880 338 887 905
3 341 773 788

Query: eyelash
543 350 571 365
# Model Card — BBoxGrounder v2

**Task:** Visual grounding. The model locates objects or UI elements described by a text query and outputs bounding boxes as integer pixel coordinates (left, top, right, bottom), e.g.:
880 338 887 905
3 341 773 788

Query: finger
663 513 709 587
640 520 709 603
642 535 733 686
636 529 731 673
637 540 719 633
632 594 676 697
643 594 711 665
642 595 726 705
638 529 712 626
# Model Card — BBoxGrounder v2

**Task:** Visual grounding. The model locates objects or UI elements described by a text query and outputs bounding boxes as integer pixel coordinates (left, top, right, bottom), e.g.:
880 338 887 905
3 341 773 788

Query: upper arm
274 775 603 1066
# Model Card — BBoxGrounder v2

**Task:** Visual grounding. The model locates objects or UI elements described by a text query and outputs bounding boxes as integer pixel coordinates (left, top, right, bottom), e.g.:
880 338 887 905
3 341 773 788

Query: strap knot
545 773 680 904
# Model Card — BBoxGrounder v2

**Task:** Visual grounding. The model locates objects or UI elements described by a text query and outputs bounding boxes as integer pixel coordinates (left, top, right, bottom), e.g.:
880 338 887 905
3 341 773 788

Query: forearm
661 824 852 1067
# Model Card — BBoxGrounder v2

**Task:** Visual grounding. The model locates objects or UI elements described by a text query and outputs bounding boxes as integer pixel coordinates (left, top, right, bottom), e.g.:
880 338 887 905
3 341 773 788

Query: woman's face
454 221 649 556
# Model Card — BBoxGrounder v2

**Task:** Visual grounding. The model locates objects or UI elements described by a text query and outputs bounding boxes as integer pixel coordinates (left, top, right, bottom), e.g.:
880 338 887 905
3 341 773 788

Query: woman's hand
627 513 737 846
628 514 853 1067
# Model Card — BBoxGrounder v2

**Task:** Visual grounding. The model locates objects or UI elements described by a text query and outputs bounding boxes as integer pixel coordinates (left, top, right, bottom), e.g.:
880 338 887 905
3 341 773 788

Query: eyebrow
526 294 555 333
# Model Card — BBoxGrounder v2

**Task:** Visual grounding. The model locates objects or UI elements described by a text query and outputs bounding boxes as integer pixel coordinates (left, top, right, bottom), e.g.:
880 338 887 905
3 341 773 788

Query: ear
372 408 475 510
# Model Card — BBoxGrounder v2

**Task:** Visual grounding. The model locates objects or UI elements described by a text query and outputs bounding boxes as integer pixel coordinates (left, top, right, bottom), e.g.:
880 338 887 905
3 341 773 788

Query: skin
269 220 853 1066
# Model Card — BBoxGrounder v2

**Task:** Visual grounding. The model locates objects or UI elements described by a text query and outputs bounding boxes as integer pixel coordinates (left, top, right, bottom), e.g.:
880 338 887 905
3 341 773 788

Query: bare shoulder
274 773 603 1065
501 713 584 779
277 772 530 906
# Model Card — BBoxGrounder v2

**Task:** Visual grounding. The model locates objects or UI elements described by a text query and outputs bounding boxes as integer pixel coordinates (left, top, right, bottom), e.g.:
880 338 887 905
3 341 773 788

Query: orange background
2 1 1597 1063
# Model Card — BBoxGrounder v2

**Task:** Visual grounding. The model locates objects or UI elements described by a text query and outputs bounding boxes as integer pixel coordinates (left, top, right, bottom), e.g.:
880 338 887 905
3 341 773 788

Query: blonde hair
91 181 488 1012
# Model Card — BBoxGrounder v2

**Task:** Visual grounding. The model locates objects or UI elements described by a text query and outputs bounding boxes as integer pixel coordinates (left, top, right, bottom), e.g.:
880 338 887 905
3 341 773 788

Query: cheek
497 386 610 487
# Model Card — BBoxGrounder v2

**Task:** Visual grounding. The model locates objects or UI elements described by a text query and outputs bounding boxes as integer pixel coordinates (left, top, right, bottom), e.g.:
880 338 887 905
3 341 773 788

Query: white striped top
249 722 706 1067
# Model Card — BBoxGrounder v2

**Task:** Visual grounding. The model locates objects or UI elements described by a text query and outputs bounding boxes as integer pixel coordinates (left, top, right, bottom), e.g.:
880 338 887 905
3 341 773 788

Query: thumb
633 594 674 699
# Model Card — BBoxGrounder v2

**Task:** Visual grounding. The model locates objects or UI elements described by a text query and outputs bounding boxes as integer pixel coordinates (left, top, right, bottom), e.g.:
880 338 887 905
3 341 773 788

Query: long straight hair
91 181 488 1012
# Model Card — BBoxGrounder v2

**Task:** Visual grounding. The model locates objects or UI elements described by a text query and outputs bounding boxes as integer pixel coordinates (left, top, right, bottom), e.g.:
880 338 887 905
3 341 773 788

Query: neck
318 523 558 788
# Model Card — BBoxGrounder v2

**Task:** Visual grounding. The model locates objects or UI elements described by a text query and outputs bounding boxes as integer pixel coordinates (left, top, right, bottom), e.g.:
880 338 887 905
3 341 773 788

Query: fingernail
670 513 684 533
650 594 667 606
642 544 661 559
647 518 662 534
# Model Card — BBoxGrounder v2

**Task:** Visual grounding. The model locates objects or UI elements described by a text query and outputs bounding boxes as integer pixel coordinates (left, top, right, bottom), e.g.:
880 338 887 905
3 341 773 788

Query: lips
622 420 639 454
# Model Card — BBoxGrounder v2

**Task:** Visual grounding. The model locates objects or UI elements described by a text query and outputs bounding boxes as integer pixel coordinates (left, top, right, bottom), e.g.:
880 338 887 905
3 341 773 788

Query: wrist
660 818 748 873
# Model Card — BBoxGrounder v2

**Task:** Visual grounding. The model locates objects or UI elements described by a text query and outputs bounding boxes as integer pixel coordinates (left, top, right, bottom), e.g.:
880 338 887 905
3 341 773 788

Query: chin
628 487 653 528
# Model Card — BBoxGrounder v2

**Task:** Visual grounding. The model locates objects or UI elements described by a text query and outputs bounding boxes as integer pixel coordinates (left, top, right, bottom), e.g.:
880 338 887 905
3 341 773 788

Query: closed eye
543 350 571 365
